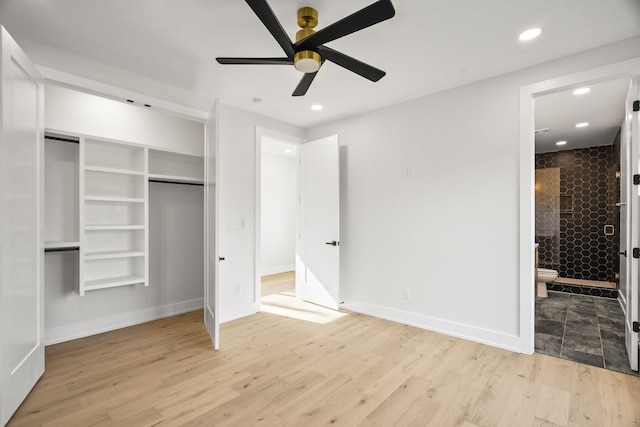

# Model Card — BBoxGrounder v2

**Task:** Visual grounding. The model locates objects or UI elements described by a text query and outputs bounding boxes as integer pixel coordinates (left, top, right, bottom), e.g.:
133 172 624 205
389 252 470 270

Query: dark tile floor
535 291 639 376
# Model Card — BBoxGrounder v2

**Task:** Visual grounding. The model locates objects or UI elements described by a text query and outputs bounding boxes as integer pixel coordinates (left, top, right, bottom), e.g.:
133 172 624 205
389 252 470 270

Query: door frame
519 57 640 354
254 127 303 306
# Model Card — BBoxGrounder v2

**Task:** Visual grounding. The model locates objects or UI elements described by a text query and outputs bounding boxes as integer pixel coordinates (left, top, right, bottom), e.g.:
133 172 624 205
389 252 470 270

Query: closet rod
44 246 80 253
45 135 80 144
149 179 204 187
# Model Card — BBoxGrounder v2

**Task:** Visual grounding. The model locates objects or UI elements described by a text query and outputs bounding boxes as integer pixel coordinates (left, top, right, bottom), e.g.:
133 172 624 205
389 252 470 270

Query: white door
204 102 219 349
626 77 640 371
619 78 632 369
296 136 340 310
0 26 45 424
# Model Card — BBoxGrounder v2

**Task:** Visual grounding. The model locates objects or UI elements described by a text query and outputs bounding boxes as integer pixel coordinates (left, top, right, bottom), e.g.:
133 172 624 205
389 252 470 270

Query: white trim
44 298 204 345
343 300 522 353
220 303 259 324
519 57 640 355
37 66 210 122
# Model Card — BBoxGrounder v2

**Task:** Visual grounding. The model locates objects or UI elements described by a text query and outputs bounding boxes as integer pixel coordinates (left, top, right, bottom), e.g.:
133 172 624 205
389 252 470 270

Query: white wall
260 152 297 275
45 85 204 155
306 36 640 352
217 104 304 322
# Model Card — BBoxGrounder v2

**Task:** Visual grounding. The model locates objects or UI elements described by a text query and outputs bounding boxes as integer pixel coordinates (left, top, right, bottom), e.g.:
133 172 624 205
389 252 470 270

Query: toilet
537 268 558 297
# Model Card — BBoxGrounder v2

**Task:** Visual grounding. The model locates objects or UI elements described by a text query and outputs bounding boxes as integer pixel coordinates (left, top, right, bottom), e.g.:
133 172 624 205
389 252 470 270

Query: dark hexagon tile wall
535 135 620 283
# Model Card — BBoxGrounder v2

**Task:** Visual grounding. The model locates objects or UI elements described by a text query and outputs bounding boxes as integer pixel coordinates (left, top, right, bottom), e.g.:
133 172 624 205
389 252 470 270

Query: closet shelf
83 275 146 291
84 196 145 203
44 241 80 252
84 165 145 176
148 173 205 185
84 250 145 260
84 225 145 231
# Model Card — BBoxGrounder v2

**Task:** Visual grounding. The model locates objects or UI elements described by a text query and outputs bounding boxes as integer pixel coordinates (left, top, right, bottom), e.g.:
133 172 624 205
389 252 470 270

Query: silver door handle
616 202 626 207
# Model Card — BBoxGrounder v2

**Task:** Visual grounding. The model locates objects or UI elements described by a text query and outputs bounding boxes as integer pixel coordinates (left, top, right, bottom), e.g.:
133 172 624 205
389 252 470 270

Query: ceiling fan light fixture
215 1 396 96
294 50 321 73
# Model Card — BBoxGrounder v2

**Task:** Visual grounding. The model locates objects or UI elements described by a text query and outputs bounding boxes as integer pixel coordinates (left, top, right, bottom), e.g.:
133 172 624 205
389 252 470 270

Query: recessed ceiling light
556 141 567 146
519 28 542 41
573 87 591 95
284 148 293 153
576 122 589 128
311 104 323 111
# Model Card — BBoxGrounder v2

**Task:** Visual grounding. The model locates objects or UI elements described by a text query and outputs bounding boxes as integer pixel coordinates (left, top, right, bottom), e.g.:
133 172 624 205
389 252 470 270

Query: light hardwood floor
8 272 640 426
261 271 296 297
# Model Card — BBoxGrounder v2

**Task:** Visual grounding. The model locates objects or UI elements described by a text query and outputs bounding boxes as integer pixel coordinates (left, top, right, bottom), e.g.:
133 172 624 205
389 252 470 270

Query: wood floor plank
7 272 640 426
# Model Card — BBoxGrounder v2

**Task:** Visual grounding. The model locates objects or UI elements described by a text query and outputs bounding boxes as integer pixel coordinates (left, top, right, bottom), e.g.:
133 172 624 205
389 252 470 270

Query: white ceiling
535 78 631 153
1 0 639 128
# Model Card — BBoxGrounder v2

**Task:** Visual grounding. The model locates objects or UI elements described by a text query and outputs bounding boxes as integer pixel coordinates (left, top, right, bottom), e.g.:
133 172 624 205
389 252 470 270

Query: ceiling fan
216 0 396 96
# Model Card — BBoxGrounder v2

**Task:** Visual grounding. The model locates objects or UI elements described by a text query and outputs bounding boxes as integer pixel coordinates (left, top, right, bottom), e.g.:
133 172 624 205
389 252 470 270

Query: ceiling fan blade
318 46 385 82
245 0 295 58
296 0 395 50
292 72 318 97
216 57 293 65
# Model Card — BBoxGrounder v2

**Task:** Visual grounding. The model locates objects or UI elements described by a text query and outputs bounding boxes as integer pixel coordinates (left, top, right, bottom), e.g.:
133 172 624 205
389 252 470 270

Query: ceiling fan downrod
294 7 321 73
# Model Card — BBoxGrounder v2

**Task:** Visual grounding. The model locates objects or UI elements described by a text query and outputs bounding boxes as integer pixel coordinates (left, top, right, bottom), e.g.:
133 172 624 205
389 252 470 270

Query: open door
204 101 219 349
296 136 340 310
0 26 45 424
625 77 640 371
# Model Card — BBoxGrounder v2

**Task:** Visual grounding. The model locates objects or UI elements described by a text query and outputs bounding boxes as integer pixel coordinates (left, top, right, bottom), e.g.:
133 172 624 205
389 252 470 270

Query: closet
43 85 207 344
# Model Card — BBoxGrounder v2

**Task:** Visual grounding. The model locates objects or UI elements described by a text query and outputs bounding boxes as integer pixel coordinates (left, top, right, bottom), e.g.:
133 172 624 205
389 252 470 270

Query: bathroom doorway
533 77 639 375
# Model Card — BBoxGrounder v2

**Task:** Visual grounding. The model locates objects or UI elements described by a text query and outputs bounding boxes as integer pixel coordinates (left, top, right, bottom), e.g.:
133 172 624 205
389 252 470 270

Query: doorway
520 60 640 374
254 128 302 305
533 77 635 374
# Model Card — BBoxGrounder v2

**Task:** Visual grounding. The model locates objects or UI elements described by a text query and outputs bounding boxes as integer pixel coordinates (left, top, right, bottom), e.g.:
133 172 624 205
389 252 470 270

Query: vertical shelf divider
78 136 86 295
78 137 148 294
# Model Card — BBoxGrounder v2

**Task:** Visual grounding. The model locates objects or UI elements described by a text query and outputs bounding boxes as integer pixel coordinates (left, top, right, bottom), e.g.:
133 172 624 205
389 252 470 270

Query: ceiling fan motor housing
294 7 321 73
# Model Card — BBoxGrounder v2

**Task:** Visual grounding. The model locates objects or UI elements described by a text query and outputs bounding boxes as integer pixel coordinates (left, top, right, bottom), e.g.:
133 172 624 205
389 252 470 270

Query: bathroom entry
533 77 640 375
535 78 630 290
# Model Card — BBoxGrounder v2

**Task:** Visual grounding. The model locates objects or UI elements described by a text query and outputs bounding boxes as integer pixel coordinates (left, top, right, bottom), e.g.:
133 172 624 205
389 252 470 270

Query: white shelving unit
79 137 148 295
45 130 204 296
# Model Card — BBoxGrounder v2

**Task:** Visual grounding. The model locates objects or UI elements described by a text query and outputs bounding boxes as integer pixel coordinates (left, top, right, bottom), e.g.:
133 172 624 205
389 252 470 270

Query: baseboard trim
45 298 204 345
342 299 523 353
261 264 295 276
220 303 259 324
